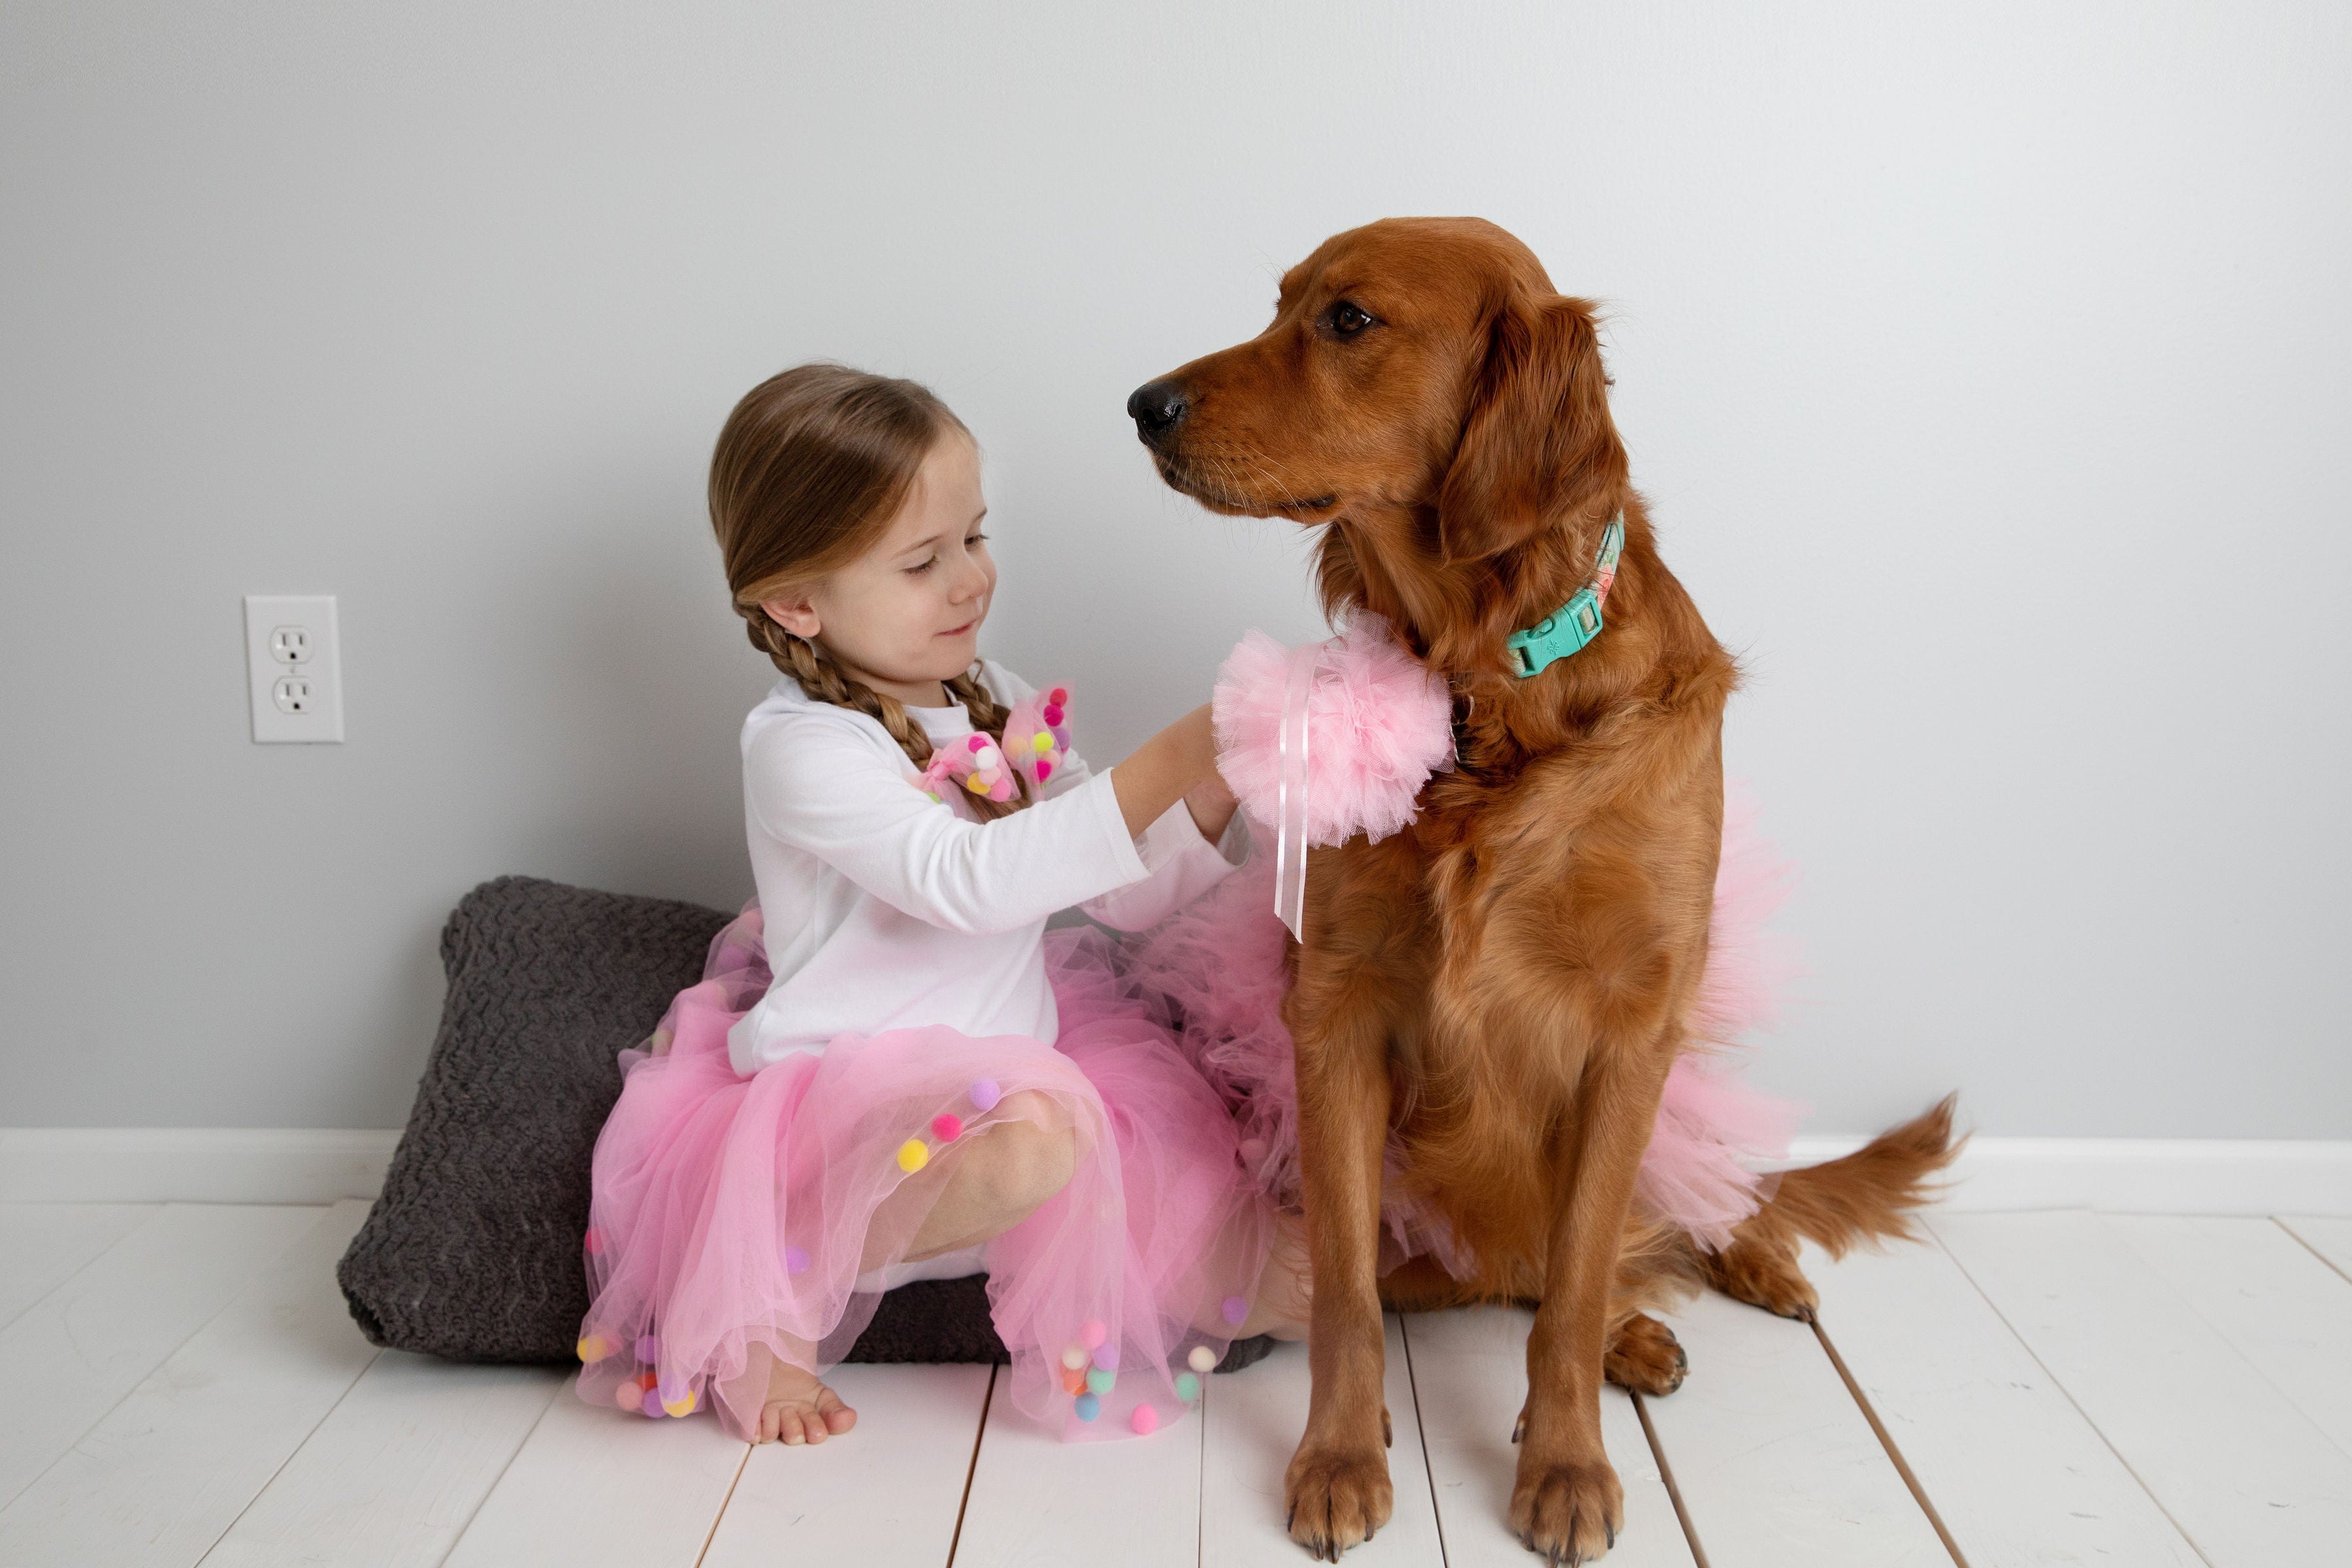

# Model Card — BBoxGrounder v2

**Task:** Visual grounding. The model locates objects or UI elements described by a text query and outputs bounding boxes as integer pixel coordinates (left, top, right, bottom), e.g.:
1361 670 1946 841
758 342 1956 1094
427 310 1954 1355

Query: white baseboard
3 1127 2347 1215
1785 1134 2352 1217
0 1128 402 1205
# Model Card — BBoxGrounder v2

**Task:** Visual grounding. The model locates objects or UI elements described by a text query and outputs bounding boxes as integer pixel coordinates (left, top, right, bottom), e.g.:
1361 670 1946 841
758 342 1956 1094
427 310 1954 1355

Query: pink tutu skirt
574 910 1275 1443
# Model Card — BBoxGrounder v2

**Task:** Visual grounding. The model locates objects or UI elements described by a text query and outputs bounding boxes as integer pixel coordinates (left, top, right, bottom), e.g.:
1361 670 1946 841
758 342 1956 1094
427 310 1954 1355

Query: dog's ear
1435 291 1625 565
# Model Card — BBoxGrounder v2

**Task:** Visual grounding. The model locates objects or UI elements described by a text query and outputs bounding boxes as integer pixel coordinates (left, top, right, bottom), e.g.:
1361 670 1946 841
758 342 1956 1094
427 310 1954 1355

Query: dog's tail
1695 1093 1965 1315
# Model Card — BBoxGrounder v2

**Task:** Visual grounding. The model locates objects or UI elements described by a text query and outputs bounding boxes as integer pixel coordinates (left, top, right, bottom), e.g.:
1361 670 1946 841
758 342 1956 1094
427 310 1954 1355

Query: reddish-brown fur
1132 217 1960 1562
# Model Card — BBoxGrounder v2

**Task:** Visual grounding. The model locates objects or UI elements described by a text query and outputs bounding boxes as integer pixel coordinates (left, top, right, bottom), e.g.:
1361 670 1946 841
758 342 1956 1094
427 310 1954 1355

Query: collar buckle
1505 514 1625 679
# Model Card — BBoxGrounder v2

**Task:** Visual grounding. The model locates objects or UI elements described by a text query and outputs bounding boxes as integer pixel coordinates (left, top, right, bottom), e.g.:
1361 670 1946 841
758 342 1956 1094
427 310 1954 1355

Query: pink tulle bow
915 683 1073 808
1211 611 1456 939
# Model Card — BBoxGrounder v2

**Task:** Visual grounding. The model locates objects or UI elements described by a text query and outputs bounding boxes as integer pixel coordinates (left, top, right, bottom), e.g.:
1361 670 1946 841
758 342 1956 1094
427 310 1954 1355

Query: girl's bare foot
748 1345 858 1445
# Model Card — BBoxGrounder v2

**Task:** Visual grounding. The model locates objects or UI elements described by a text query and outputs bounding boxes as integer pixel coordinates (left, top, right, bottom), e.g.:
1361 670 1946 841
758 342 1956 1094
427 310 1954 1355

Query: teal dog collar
1505 515 1626 678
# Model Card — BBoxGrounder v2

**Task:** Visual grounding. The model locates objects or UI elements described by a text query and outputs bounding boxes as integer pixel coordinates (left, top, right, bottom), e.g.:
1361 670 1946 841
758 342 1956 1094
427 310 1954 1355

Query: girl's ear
1434 291 1626 566
762 596 821 639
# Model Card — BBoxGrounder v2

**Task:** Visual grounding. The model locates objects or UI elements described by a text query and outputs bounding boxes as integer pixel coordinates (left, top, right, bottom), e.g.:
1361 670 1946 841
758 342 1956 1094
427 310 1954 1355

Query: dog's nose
1126 379 1190 442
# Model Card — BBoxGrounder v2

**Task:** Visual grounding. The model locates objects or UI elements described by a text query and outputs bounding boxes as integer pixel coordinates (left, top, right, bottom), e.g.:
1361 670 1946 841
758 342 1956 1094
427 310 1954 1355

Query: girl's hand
1109 704 1220 838
1184 764 1239 844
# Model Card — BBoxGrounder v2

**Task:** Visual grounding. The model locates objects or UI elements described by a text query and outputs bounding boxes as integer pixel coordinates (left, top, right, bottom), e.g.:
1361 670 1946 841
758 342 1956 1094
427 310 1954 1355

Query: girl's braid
745 613 1029 819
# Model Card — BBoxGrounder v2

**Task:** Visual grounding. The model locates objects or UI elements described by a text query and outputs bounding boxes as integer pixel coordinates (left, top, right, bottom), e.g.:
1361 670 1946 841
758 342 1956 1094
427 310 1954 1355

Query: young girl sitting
572 363 1303 1447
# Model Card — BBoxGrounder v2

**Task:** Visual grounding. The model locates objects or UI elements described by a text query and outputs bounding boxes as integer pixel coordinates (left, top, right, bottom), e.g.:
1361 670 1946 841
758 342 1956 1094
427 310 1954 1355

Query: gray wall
4 1 2345 1137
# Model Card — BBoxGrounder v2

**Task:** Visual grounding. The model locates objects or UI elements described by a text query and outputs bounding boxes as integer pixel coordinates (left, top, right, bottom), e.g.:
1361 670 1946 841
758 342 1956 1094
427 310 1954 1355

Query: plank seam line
190 1347 384 1566
944 1361 996 1565
1629 1390 1709 1568
692 1439 755 1568
1924 1220 2217 1568
1395 1315 1450 1568
1808 1311 1971 1568
2275 1217 2352 1290
0 1203 161 1339
423 1372 566 1567
3 1203 299 1516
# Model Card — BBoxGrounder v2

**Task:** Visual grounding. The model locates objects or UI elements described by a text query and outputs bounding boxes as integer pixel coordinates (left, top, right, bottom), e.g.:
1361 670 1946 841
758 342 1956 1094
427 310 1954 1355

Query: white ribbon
1271 640 1321 942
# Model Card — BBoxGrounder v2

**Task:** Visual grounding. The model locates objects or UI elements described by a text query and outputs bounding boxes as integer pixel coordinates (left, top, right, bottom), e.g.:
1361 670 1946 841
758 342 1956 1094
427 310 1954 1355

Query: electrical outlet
244 595 344 742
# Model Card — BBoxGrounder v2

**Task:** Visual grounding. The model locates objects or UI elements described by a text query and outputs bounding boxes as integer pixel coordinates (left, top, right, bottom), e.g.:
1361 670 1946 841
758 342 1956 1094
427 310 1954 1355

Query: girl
574 363 1301 1447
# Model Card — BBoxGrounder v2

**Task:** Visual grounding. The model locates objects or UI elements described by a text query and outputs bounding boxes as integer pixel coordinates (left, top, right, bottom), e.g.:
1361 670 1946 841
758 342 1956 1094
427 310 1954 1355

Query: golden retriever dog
1128 217 1958 1563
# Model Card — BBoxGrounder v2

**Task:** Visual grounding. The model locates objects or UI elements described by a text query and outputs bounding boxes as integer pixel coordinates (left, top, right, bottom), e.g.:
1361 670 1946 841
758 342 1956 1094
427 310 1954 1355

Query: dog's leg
1282 1011 1396 1560
1512 1051 1672 1563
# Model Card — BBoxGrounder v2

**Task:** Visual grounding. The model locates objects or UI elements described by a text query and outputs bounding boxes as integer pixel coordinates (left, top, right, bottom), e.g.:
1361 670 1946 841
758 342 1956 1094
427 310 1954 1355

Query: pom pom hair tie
914 686 1073 808
1211 611 1456 940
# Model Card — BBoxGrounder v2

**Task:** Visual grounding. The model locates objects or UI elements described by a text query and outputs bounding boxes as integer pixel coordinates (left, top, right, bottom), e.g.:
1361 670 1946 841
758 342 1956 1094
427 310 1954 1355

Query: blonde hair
709 363 1028 818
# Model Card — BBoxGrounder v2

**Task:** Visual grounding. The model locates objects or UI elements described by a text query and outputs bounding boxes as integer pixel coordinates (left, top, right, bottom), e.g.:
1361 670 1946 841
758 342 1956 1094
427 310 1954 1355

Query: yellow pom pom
662 1388 698 1417
1034 730 1053 753
964 774 989 794
897 1139 930 1173
576 1335 610 1363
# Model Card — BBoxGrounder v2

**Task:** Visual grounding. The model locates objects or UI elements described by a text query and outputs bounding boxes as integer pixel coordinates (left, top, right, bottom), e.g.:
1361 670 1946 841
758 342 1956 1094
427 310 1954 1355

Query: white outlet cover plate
244 595 344 743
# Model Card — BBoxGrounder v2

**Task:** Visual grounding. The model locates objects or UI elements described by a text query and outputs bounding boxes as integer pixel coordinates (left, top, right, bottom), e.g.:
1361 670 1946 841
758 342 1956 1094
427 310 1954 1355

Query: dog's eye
1325 301 1377 336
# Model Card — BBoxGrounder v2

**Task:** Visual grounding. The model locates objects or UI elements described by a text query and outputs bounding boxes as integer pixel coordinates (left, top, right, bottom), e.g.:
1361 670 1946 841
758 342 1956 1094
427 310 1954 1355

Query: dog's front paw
1284 1439 1394 1561
1603 1313 1688 1396
1509 1450 1622 1565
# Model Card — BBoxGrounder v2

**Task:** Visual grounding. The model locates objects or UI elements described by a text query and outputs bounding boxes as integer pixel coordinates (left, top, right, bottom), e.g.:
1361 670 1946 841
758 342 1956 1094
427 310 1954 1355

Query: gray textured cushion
335 874 1271 1374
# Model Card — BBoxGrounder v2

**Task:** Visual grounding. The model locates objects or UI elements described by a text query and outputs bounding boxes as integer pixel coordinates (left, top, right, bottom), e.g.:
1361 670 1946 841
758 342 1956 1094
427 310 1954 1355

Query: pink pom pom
1131 1403 1160 1435
1211 610 1454 847
1043 703 1064 725
1035 759 1054 782
967 734 987 752
932 1113 964 1141
1048 687 1068 705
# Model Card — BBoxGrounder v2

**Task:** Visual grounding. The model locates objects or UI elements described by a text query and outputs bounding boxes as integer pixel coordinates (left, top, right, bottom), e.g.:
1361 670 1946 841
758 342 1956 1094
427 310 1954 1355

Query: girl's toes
817 1387 858 1434
779 1408 808 1445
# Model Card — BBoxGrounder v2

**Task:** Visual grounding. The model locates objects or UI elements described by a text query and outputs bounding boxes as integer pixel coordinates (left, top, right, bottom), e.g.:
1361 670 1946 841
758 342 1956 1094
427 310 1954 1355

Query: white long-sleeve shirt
726 659 1249 1077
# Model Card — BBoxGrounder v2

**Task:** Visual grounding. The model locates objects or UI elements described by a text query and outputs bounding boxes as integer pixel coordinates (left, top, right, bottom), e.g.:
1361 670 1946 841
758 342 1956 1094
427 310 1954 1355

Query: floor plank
446 1367 751 1568
2279 1215 2352 1284
702 1362 991 1567
0 1201 378 1568
1202 1320 1444 1566
1933 1209 2352 1568
0 1202 326 1512
2112 1215 2352 1462
0 1202 157 1333
1802 1235 2202 1567
951 1356 1204 1568
1642 1289 1949 1567
1405 1305 1691 1567
197 1352 563 1568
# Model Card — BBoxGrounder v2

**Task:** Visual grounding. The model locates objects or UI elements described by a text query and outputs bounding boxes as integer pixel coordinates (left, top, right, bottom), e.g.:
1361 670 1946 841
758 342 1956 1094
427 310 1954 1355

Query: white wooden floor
3 1203 2350 1567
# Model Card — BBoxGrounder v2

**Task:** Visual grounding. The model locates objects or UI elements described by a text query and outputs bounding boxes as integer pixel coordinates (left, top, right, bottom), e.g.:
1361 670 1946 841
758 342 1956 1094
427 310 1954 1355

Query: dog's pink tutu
576 910 1273 1443
1144 606 1804 1262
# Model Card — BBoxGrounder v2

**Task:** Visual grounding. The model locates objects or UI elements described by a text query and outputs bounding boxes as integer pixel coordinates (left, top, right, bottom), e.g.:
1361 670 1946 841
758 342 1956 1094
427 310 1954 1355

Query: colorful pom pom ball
1086 1367 1117 1396
662 1388 698 1418
1175 1372 1201 1403
1060 1345 1089 1371
966 734 987 753
1035 759 1054 783
576 1333 612 1364
969 1079 1002 1112
1131 1404 1160 1435
931 1113 964 1142
1060 1364 1088 1396
1049 687 1068 706
1187 1345 1218 1375
641 1386 666 1418
1221 1296 1249 1326
614 1380 646 1411
1092 1343 1120 1371
635 1334 660 1364
1079 1318 1108 1349
783 1245 811 1275
897 1139 930 1173
1073 1392 1101 1422
582 1228 604 1255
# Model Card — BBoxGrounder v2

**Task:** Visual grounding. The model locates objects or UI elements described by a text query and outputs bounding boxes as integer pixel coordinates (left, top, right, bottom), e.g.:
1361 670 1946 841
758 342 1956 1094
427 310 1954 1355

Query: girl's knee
975 1091 1077 1214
